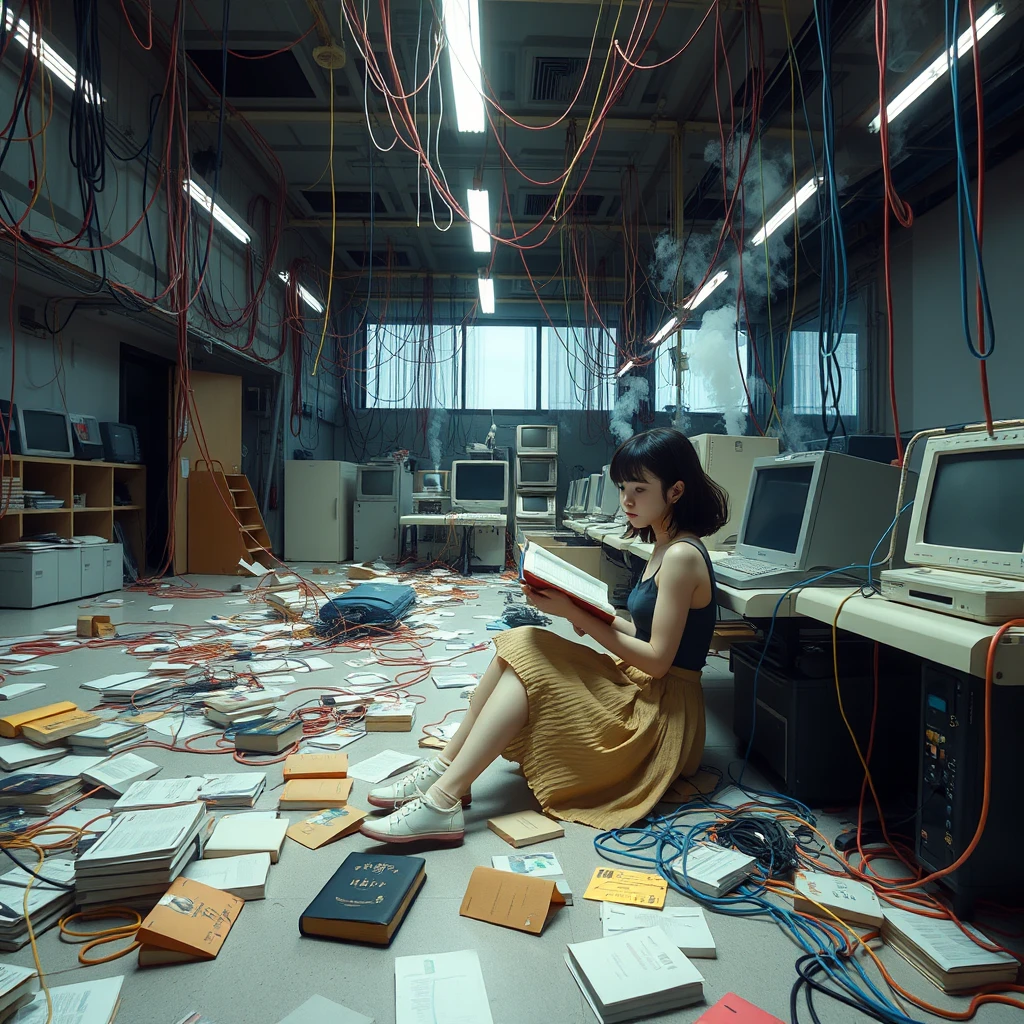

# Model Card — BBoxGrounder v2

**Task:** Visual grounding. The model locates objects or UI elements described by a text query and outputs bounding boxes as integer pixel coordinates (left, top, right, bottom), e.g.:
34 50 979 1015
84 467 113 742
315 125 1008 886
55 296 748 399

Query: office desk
399 514 507 574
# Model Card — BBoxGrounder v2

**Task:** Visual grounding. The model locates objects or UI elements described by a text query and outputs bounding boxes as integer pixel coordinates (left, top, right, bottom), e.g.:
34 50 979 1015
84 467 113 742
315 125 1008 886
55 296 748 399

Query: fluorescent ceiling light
683 270 729 310
442 0 485 132
4 8 101 102
477 273 495 314
616 360 635 378
869 4 1005 132
467 188 492 253
751 179 822 247
278 272 325 315
184 179 251 245
648 315 681 348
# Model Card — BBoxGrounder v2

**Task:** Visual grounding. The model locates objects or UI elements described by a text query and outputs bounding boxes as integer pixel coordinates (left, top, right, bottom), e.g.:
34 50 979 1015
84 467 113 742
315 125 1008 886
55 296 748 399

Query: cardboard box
77 615 115 638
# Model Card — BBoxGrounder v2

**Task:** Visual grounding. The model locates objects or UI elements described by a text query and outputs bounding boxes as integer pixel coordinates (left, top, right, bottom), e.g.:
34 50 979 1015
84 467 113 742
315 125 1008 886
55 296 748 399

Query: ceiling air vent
347 250 412 268
187 49 315 99
523 193 603 217
531 56 597 105
304 191 386 215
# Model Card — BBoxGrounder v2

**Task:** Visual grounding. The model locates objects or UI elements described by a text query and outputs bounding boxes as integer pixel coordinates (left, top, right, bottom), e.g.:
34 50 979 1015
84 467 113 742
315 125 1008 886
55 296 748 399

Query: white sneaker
366 758 471 810
359 792 465 844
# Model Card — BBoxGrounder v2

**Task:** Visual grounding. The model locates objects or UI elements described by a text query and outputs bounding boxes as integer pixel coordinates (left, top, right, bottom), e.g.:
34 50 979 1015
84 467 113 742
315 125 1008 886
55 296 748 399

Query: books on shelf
881 907 1019 993
112 777 204 813
668 842 757 897
183 852 271 900
278 778 353 810
198 772 267 808
490 850 572 905
232 718 302 754
300 853 426 946
203 814 288 863
487 810 565 848
81 754 161 796
565 926 706 1023
520 538 615 623
600 904 716 958
792 870 883 928
364 702 416 732
9 976 123 1024
282 753 348 780
136 877 243 967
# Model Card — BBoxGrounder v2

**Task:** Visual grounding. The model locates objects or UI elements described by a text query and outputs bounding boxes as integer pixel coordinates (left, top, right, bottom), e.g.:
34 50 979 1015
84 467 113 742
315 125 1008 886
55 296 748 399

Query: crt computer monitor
576 478 591 515
734 450 908 575
450 459 508 511
585 473 603 514
565 479 580 512
356 464 399 501
903 430 1024 579
17 408 74 459
516 456 557 491
598 464 621 516
517 494 556 519
516 424 558 455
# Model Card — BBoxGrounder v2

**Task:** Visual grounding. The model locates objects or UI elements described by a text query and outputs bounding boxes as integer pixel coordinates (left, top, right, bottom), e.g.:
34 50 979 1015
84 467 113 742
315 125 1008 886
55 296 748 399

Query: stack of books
565 926 706 1022
0 477 24 510
203 688 284 728
198 772 267 808
20 707 100 746
13 977 123 1024
81 753 161 796
263 589 307 615
22 491 63 509
113 777 204 813
0 859 76 951
882 908 1019 992
0 774 82 815
69 719 149 754
0 742 64 772
600 905 717 958
204 813 288 863
74 802 207 908
0 964 39 1019
365 701 416 732
669 842 758 897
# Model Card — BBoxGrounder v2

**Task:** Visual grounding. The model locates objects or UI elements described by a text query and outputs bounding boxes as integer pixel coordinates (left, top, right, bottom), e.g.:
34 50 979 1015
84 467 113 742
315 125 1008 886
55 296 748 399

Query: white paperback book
566 926 705 1023
79 671 149 691
669 842 757 897
70 721 145 745
2 858 76 890
81 753 161 796
882 908 1019 973
183 851 272 899
491 850 572 904
0 964 38 1014
395 949 493 1024
11 975 123 1024
432 673 480 690
0 742 64 772
204 815 289 863
198 772 267 805
113 776 204 812
348 750 421 784
0 683 46 701
77 802 207 866
31 755 108 778
600 904 716 958
274 995 374 1024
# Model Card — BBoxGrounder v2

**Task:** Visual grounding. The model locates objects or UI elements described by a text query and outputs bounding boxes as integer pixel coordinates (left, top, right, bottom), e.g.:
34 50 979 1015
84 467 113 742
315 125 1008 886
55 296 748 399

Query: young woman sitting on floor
359 426 727 844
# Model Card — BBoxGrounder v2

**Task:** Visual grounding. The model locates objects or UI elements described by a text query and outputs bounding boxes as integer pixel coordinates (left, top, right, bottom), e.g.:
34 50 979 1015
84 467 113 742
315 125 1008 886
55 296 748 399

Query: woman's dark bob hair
610 427 729 543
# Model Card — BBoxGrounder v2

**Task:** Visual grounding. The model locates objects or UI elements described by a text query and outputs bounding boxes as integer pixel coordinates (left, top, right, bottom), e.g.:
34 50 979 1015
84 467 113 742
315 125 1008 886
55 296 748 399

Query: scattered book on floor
9 975 123 1024
68 720 147 753
881 907 1019 993
0 774 82 815
278 777 353 810
232 718 303 754
431 672 479 690
0 965 38 1020
584 867 668 910
0 742 63 772
696 993 786 1023
347 750 420 784
20 708 100 746
274 994 373 1024
136 877 243 967
0 683 46 702
204 814 288 863
306 727 364 751
364 701 416 732
601 904 716 958
395 950 492 1024
204 688 284 720
565 926 706 1023
300 852 426 946
81 753 161 796
792 870 883 928
459 865 565 935
112 777 204 812
183 852 271 901
487 810 565 849
28 754 107 779
520 539 616 623
0 701 77 739
0 874 76 951
198 772 267 808
282 752 348 780
286 806 368 850
490 850 572 904
668 842 757 898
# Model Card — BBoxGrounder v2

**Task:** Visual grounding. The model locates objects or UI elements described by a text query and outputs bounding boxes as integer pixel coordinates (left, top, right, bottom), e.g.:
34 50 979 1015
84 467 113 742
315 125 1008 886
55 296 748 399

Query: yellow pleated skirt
492 625 706 830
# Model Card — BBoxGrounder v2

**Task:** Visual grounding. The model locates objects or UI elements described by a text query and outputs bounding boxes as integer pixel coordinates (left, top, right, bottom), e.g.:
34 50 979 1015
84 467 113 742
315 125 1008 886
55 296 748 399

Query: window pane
790 331 858 417
465 325 537 409
655 329 749 415
364 323 461 409
540 326 617 410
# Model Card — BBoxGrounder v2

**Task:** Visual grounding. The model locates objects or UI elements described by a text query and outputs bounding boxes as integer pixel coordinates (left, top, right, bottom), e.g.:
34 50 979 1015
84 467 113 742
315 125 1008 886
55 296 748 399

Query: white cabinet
102 544 123 592
284 460 358 562
81 547 104 596
56 548 83 603
353 501 400 562
0 551 59 608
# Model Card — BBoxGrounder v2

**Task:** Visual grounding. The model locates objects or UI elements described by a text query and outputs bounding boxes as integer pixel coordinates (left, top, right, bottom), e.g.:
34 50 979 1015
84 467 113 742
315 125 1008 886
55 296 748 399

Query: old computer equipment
880 429 1024 623
18 409 75 459
714 450 908 590
414 469 448 494
0 400 22 454
584 472 604 515
357 463 401 501
98 422 141 464
575 477 591 517
593 464 620 518
689 433 780 550
450 460 508 511
516 494 557 521
516 424 558 456
70 415 104 461
516 456 557 491
799 434 901 465
564 478 581 514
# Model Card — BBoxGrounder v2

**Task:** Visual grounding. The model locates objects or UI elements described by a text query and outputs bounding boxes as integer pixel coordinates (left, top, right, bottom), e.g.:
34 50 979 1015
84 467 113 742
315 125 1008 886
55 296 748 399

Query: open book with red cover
519 540 615 624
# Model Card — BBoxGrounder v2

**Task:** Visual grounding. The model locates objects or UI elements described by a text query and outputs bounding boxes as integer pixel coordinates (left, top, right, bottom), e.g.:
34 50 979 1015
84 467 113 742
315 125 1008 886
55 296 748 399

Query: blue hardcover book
0 774 77 799
299 852 426 946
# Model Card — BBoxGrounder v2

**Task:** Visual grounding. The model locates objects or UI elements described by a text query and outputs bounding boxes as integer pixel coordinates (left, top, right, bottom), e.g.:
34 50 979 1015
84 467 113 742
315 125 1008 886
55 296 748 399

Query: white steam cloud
650 230 683 294
610 376 649 444
426 409 443 470
687 307 747 436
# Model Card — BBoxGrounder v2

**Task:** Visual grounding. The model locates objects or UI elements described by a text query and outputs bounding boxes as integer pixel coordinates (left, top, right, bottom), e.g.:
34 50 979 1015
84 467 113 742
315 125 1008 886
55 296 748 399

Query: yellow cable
311 66 337 376
20 845 53 1024
59 908 143 965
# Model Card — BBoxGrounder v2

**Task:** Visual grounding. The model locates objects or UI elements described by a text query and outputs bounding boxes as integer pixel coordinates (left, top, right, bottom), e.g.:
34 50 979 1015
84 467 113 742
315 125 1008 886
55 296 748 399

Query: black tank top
625 538 717 673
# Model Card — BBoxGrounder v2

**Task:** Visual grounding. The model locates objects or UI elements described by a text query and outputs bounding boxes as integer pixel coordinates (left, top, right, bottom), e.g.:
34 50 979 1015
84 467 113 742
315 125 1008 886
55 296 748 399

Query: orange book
136 877 242 965
21 709 100 746
282 753 348 781
277 777 353 810
0 701 78 739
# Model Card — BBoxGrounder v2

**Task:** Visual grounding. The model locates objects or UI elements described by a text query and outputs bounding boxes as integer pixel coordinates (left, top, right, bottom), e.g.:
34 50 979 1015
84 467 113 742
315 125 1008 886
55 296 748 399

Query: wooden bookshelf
1 454 147 570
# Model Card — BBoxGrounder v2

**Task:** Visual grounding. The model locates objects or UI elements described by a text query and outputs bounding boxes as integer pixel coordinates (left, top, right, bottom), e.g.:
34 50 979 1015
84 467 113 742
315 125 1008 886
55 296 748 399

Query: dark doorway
120 345 172 574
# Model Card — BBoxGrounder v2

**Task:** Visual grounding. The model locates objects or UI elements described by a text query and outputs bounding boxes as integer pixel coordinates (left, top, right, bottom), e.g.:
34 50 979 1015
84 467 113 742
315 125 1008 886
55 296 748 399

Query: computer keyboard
450 513 506 523
717 555 780 577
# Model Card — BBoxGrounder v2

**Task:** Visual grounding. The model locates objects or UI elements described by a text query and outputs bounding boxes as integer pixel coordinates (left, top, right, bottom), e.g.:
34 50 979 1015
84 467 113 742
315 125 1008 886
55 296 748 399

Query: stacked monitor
515 423 558 532
356 464 400 501
17 409 74 459
451 460 508 512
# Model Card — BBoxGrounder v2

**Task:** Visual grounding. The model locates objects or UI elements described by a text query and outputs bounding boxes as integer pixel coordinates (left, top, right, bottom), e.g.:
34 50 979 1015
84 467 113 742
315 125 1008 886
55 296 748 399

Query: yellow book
278 778 353 810
286 806 368 850
282 753 348 781
0 701 77 738
583 867 668 909
20 709 100 746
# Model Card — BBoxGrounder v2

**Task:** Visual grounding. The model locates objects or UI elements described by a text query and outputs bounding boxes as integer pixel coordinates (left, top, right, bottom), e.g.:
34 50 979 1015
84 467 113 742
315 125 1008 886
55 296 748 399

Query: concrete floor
1 566 1020 1024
